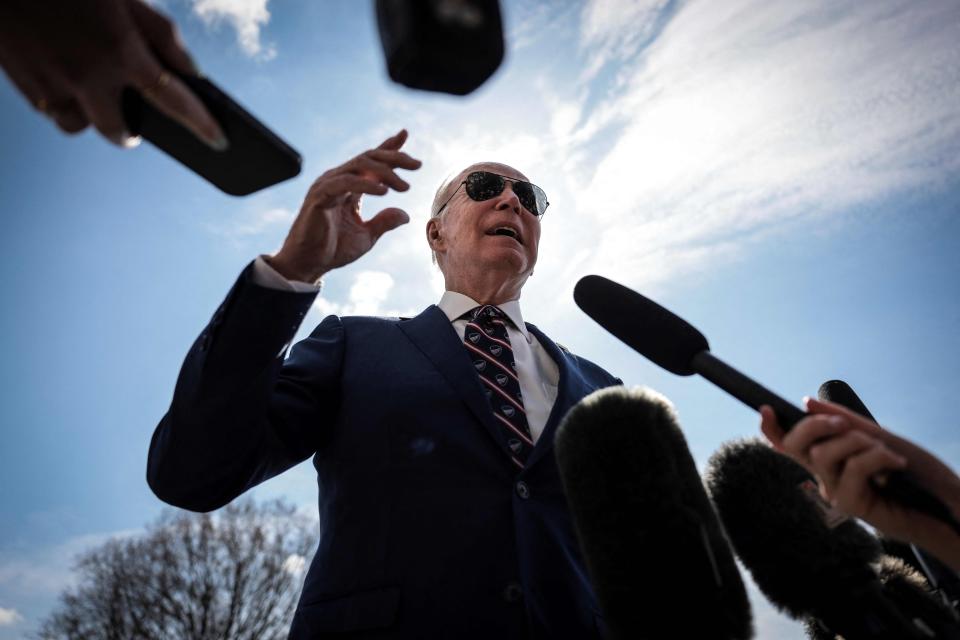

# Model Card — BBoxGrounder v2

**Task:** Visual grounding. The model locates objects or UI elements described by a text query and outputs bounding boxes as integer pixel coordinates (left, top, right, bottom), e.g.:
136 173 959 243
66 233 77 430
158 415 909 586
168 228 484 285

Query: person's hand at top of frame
267 129 422 284
760 397 960 570
0 0 226 149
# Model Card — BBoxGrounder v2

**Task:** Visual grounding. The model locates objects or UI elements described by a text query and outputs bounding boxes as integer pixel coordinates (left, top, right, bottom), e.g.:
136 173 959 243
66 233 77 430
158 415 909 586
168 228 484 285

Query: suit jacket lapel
398 305 512 458
524 323 595 470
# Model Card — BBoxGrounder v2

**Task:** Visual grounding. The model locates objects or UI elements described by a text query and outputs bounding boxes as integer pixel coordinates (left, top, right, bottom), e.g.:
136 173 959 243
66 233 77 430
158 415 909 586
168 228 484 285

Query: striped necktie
463 305 533 469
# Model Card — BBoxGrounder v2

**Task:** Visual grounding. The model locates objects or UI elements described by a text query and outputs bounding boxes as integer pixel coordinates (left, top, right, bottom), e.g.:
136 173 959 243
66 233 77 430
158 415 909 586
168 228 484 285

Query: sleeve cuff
253 255 323 293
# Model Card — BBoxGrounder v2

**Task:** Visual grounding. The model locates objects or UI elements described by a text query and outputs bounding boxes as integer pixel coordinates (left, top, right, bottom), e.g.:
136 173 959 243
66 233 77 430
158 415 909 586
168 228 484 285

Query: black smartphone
122 72 301 196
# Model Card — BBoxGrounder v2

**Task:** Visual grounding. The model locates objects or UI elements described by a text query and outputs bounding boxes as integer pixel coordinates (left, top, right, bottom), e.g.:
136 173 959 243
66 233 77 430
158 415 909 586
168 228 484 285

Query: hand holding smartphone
122 71 301 196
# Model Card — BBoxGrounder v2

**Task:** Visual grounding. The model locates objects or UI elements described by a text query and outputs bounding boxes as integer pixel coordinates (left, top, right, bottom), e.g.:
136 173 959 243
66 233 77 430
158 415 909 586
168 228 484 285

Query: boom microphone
555 386 753 640
706 439 960 639
572 274 960 535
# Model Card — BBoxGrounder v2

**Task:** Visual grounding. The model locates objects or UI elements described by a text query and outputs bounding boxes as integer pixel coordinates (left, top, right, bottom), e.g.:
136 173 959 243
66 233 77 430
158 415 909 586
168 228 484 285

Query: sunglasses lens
464 171 548 217
511 182 542 217
465 172 505 201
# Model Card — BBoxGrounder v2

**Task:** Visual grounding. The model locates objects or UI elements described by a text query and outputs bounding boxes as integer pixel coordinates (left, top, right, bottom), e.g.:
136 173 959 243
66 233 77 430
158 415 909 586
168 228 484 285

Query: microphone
706 439 960 639
818 379 878 421
572 274 960 535
375 0 505 95
555 386 753 640
819 379 960 618
802 556 959 640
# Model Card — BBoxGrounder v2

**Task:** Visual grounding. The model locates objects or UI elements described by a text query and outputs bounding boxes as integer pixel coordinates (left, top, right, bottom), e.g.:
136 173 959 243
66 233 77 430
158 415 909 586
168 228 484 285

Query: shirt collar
438 290 529 340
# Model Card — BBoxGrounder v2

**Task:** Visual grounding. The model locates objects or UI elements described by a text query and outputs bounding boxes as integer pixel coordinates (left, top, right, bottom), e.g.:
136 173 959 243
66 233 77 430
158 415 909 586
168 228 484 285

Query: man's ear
426 218 443 251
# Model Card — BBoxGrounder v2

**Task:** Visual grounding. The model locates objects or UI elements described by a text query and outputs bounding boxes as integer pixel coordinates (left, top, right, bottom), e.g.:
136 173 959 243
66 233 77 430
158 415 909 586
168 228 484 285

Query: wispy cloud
204 206 295 248
189 0 276 60
0 529 140 597
0 607 22 627
285 0 959 329
559 0 960 293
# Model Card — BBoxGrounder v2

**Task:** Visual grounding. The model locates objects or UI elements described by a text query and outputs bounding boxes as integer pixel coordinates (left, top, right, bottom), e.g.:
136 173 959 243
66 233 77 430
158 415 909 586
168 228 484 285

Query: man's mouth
486 226 523 245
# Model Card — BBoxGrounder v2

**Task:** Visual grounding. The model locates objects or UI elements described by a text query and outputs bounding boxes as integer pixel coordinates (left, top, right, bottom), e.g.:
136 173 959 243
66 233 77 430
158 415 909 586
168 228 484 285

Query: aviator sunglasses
436 171 550 218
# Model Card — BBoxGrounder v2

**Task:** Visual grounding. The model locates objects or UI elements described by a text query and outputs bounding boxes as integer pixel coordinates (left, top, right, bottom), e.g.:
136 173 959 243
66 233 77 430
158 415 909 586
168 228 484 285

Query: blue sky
1 0 959 636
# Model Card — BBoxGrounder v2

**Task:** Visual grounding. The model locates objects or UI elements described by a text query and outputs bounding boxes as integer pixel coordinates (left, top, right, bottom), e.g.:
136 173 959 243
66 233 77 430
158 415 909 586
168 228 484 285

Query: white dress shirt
251 255 560 442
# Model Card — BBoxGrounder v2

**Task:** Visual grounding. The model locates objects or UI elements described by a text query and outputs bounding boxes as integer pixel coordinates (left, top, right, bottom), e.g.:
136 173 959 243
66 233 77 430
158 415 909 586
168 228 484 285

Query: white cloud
233 207 294 237
0 607 23 626
298 0 959 319
204 206 294 247
547 0 960 296
579 0 672 81
190 0 276 60
314 270 410 318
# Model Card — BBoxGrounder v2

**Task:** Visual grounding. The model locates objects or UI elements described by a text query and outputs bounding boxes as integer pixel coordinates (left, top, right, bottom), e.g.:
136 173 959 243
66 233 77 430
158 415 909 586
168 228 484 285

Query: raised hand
267 129 422 283
760 398 960 569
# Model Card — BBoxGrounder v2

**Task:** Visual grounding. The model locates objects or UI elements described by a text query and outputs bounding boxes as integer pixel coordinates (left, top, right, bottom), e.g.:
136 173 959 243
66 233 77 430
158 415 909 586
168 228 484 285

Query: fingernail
828 415 845 427
110 130 140 148
205 133 230 152
122 134 142 149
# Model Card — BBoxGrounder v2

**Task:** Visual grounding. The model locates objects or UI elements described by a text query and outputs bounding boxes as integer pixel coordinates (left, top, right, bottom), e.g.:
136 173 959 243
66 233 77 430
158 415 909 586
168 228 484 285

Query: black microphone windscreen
705 439 881 618
879 555 960 639
817 380 878 422
556 386 753 640
375 0 504 95
573 275 709 376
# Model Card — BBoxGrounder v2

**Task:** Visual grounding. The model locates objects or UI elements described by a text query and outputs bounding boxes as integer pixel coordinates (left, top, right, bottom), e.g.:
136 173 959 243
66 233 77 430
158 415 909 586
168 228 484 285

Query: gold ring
36 97 48 113
141 70 171 97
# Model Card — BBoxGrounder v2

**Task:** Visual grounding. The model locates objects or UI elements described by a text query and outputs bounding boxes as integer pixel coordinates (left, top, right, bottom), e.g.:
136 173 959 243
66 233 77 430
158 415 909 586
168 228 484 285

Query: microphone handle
691 350 805 428
691 350 960 536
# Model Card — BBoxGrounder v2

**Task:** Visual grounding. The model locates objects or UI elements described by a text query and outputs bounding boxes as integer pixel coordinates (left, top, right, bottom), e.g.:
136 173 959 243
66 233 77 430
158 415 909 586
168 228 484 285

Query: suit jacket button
515 481 530 500
502 582 524 603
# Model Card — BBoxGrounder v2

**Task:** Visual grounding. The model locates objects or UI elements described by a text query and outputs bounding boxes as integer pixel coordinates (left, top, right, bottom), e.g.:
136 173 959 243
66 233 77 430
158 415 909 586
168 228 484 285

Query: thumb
366 207 410 242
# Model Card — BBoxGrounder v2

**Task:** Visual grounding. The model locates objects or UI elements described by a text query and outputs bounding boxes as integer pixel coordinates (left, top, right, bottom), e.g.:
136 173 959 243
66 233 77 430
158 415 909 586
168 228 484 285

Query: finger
128 0 200 77
50 99 91 134
809 430 877 489
367 149 423 170
805 397 885 434
759 405 785 450
73 79 136 146
780 414 852 463
125 42 226 150
376 128 408 152
312 175 389 201
0 56 55 115
345 155 410 191
832 444 908 514
365 207 411 242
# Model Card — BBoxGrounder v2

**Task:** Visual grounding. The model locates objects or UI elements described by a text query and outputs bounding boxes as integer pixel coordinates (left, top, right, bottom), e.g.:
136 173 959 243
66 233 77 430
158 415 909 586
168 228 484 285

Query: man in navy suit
147 129 621 639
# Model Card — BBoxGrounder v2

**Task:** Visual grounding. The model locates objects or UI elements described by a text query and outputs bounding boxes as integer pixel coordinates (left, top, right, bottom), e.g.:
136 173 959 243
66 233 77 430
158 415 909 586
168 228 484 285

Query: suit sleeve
147 262 343 512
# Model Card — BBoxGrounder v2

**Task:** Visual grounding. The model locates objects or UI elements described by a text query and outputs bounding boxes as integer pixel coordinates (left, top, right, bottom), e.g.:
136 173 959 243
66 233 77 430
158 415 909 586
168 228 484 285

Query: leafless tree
36 498 315 640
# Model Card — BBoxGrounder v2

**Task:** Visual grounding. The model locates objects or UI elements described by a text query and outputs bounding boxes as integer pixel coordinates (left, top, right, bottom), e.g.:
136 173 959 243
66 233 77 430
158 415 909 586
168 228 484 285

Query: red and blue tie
463 305 533 469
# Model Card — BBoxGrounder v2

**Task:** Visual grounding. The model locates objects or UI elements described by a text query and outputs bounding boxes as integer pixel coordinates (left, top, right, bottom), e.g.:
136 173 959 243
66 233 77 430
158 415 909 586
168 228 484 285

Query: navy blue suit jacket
148 264 621 639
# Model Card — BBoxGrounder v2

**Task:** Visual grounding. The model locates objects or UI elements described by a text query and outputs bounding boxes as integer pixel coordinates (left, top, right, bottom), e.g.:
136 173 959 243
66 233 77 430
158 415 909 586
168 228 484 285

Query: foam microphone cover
706 440 937 639
375 0 504 95
555 386 753 640
706 440 883 613
573 275 708 375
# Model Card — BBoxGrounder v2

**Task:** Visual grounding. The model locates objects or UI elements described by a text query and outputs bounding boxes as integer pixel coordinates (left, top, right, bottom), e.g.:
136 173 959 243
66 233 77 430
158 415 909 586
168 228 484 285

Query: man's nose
494 184 522 214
